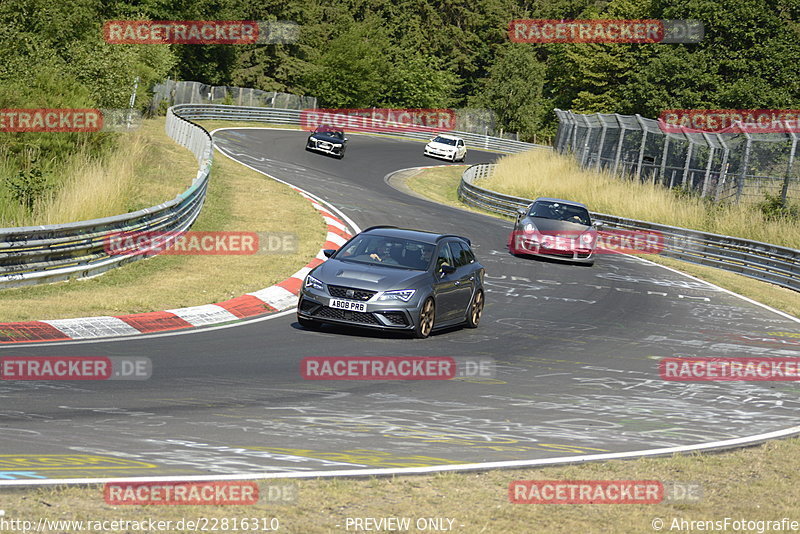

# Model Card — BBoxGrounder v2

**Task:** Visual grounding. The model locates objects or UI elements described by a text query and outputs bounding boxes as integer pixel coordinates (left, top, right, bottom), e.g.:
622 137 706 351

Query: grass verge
0 118 325 321
487 149 800 249
2 436 799 533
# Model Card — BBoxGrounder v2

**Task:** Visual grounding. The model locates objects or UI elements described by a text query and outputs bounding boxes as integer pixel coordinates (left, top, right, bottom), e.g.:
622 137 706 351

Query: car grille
327 285 376 301
315 306 379 325
380 311 409 326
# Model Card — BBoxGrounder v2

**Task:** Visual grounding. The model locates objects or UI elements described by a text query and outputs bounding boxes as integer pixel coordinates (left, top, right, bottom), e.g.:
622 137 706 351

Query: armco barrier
0 103 538 289
0 107 212 289
459 163 800 292
169 104 545 154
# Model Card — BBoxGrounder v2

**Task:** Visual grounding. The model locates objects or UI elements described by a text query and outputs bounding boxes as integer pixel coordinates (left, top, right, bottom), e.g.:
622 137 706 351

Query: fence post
634 114 648 181
580 114 592 167
736 126 752 203
595 115 608 171
700 132 715 198
715 135 730 202
659 135 670 185
681 135 693 189
571 110 579 155
612 114 626 175
783 125 798 204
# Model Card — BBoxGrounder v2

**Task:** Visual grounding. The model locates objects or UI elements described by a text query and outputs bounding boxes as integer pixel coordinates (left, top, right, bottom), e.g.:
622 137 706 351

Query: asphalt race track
1 129 799 482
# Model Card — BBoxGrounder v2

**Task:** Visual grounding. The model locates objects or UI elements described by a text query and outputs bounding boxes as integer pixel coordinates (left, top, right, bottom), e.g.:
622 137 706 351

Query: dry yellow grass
34 135 145 224
0 118 325 321
486 150 800 249
2 437 799 533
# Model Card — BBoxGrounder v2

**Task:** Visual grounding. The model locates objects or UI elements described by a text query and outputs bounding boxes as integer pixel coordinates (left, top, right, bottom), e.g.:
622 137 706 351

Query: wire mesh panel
151 81 317 111
555 109 800 204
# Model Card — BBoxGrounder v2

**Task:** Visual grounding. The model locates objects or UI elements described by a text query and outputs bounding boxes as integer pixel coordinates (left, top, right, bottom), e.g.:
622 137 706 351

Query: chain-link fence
151 80 317 113
554 109 800 204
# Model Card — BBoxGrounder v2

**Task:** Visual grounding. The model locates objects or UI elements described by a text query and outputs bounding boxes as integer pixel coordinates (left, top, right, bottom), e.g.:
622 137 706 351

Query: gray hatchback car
297 226 485 338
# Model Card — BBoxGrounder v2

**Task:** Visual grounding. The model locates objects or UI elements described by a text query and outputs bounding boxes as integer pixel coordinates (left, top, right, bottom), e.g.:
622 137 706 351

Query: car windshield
528 201 591 226
335 235 435 270
315 127 344 139
432 136 457 145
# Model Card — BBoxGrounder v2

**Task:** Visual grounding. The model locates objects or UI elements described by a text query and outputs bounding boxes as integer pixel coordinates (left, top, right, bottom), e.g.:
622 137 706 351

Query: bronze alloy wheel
414 298 435 338
466 290 484 328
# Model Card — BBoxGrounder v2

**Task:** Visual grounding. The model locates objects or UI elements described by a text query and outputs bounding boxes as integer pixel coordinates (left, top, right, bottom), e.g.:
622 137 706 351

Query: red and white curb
0 155 358 344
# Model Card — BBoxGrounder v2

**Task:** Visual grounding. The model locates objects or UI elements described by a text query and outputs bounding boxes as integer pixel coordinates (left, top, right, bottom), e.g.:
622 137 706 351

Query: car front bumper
297 289 419 330
512 235 595 263
424 146 457 160
307 139 345 156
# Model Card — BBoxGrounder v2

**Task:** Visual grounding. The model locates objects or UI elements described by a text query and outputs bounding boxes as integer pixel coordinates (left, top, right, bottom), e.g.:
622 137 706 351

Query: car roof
531 197 589 209
361 226 470 246
433 134 462 141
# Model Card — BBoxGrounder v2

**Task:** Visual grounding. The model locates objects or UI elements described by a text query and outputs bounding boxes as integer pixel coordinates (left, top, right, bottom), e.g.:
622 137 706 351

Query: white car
424 134 467 162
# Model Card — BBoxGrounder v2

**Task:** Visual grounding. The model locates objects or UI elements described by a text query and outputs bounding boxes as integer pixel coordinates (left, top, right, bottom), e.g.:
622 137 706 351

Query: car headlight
581 232 594 245
305 274 324 291
377 289 416 302
523 223 536 232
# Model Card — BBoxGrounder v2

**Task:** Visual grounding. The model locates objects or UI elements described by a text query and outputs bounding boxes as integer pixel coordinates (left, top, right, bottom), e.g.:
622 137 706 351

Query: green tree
472 44 550 139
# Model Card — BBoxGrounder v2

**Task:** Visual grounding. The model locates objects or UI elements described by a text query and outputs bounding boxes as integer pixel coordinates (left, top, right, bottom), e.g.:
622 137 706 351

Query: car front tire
413 298 435 339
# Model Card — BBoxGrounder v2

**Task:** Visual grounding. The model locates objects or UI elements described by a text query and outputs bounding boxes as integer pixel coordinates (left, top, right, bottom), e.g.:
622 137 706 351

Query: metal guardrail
0 103 542 289
0 107 212 289
170 104 547 154
459 163 800 292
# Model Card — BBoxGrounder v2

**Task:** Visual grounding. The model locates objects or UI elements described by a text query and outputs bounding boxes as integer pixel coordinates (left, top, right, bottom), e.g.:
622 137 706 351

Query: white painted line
631 255 800 324
2 424 798 486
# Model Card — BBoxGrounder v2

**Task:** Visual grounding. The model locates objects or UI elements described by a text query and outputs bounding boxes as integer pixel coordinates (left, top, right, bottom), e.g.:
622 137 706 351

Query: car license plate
329 299 366 312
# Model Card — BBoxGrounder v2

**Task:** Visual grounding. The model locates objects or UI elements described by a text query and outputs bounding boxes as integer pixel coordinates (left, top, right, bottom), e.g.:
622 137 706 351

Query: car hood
313 259 428 290
310 133 344 143
426 141 457 150
524 217 592 233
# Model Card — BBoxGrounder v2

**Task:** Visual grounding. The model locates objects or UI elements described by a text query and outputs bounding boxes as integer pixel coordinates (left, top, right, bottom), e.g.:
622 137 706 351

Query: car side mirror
516 208 527 218
322 249 336 258
440 264 456 276
344 137 348 142
593 221 604 228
